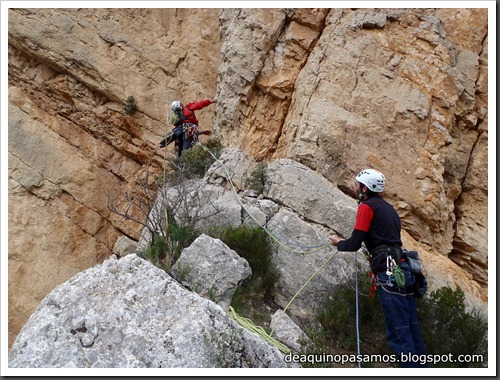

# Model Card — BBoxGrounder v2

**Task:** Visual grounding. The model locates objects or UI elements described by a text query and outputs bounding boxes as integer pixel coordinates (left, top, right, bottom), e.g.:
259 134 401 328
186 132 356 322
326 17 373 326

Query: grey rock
8 254 293 368
171 234 252 311
113 235 138 257
267 208 368 317
264 159 358 238
270 310 311 353
205 147 259 192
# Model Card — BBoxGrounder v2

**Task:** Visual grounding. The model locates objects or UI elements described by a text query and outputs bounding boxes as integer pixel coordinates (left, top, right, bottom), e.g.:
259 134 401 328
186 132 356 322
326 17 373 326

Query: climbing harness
182 122 199 142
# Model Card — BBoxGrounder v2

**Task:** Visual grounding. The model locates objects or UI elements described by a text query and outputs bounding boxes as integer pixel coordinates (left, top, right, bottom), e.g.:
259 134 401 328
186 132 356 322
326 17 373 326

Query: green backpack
169 109 185 126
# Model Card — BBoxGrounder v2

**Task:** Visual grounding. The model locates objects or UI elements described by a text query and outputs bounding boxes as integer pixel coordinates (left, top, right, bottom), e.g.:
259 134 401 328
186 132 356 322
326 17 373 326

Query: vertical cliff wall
214 9 488 284
8 8 221 348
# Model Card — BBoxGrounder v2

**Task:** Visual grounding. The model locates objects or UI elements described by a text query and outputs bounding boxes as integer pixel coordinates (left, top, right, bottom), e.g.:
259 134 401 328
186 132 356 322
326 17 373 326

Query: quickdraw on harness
182 122 199 141
369 253 406 297
387 255 406 288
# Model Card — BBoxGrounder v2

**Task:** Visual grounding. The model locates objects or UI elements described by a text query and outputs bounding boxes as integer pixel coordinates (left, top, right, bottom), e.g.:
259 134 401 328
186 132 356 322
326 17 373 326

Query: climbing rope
270 249 338 338
190 142 362 359
196 142 331 254
163 109 171 242
355 250 361 368
228 306 291 354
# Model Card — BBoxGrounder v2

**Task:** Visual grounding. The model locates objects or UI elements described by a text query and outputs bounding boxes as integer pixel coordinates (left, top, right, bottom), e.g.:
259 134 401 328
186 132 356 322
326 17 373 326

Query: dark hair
360 183 377 197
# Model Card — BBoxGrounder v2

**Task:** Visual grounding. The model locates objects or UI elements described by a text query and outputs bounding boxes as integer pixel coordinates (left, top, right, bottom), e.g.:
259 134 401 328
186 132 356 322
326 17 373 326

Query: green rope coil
228 306 291 354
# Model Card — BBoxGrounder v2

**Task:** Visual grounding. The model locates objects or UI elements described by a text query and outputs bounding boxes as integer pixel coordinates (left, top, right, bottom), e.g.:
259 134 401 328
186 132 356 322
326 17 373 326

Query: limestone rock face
8 7 488 348
8 8 220 347
264 159 358 238
214 7 488 294
8 254 293 368
215 9 329 160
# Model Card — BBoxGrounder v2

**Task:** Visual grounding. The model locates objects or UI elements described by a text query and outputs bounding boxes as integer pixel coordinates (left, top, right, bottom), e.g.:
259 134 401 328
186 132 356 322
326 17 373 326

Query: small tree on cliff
107 162 167 247
108 140 223 270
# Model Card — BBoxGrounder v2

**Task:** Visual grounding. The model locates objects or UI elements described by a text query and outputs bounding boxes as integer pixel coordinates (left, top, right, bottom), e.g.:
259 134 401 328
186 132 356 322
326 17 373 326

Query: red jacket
182 99 212 125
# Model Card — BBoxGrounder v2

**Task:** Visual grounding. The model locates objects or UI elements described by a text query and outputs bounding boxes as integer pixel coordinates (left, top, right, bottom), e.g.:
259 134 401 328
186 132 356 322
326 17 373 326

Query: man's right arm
185 99 212 111
336 229 367 252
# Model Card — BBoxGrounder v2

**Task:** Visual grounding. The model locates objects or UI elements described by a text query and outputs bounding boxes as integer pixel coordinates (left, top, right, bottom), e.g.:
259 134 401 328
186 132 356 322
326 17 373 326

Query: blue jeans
376 262 427 367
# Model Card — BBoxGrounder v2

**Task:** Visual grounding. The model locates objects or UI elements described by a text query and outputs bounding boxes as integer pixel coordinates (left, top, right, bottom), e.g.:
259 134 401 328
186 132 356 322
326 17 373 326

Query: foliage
123 95 137 115
144 214 200 272
245 162 267 193
144 234 168 264
316 270 388 356
208 225 279 322
305 273 488 368
169 138 223 180
165 214 200 268
416 286 488 367
209 225 279 299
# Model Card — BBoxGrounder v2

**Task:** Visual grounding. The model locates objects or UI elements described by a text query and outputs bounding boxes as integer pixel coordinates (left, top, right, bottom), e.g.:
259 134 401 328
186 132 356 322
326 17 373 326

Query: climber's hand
329 235 342 247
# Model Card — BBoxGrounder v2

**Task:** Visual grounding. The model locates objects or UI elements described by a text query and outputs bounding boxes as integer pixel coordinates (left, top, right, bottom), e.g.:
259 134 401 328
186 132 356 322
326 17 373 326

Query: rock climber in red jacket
160 99 215 157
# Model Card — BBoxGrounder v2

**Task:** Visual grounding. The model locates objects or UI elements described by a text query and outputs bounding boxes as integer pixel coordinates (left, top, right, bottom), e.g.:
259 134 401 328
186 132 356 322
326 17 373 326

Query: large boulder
171 234 252 311
8 254 294 368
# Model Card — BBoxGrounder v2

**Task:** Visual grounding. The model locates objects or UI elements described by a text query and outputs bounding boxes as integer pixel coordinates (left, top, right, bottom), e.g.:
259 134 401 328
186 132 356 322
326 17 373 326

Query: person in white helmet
160 98 215 156
329 169 427 368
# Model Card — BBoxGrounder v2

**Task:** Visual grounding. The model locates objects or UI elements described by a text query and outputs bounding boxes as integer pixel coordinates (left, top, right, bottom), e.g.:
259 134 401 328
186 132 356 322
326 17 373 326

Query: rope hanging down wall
195 142 362 360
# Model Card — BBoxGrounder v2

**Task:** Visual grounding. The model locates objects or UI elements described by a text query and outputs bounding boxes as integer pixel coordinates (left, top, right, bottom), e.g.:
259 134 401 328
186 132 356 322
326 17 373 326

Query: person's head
355 168 385 200
170 100 183 111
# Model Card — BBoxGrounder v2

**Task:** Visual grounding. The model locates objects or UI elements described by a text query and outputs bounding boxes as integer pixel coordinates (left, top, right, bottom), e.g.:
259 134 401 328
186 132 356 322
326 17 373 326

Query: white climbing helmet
356 169 386 192
170 100 182 111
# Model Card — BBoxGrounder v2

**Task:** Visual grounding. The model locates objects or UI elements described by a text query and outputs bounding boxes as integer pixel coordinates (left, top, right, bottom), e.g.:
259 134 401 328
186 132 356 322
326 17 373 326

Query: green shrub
308 275 488 368
144 234 168 263
123 95 137 115
144 215 200 272
169 138 223 180
316 270 388 355
416 286 488 367
209 225 279 299
208 225 279 322
245 163 267 193
166 216 200 266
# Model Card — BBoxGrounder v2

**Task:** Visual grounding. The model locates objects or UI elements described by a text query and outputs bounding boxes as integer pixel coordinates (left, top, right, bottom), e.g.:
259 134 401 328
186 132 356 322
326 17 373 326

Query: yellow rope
271 250 337 337
196 142 331 255
194 142 341 353
228 306 291 354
